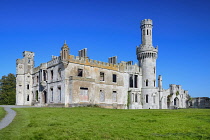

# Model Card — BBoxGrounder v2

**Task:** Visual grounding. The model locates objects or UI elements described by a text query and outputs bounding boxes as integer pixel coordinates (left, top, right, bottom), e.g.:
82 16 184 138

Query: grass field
0 107 6 121
0 107 209 140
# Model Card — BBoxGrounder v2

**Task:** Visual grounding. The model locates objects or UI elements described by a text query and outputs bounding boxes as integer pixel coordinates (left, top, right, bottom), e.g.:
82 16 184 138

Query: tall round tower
136 19 158 109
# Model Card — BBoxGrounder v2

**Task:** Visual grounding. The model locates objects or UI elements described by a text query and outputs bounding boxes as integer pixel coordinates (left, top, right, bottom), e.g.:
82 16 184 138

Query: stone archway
174 97 179 107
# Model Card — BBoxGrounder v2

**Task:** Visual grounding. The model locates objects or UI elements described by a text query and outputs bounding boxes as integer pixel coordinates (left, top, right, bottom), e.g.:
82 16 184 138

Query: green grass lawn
0 107 209 140
0 107 6 121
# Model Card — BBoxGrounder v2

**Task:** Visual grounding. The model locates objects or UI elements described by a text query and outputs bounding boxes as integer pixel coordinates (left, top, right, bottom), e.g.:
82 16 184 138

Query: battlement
23 51 34 58
141 19 153 25
47 56 61 67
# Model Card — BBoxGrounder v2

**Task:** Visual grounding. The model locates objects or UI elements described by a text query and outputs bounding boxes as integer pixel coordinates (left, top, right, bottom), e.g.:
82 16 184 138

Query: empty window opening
113 74 117 82
51 88 53 102
27 95 29 101
78 69 83 77
27 84 29 89
43 70 47 81
112 91 117 102
147 29 149 35
154 80 156 87
58 87 61 101
129 74 133 88
100 90 105 102
146 79 149 87
146 95 149 103
100 72 105 81
36 90 38 101
134 75 138 88
37 76 39 83
135 94 138 102
51 70 53 80
154 67 155 74
80 87 89 102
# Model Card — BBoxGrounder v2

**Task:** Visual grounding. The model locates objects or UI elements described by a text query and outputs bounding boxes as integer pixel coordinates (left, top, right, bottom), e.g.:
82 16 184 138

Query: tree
0 73 16 105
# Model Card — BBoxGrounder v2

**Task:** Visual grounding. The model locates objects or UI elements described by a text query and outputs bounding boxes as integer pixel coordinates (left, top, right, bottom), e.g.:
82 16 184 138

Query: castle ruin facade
16 19 189 109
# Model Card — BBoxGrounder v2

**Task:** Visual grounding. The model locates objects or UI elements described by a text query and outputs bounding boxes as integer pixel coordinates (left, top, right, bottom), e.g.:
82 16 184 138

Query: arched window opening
146 95 149 103
146 79 149 87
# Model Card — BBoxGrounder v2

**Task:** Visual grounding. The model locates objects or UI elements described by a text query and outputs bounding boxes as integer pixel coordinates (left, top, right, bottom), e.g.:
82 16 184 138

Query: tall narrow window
51 88 53 102
58 87 61 102
154 80 156 87
43 70 47 81
78 69 83 77
51 70 53 81
113 74 117 82
37 76 39 83
100 72 105 81
27 95 29 101
146 95 148 103
27 84 29 89
135 94 138 102
154 67 155 74
134 75 138 88
146 79 149 87
129 74 133 88
80 87 88 102
36 90 38 101
147 29 149 35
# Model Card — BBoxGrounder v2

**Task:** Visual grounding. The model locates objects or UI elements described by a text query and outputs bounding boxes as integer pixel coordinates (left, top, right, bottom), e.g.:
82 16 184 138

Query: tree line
0 73 16 105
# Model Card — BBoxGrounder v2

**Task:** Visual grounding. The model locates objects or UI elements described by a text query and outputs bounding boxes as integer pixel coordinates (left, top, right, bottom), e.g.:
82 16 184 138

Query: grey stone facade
16 19 189 109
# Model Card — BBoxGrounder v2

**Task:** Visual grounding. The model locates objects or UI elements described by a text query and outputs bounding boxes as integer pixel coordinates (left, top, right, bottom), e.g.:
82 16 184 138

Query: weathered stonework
16 19 190 109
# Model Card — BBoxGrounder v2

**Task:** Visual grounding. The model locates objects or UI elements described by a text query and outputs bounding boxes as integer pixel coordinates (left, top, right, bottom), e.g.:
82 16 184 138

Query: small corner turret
60 40 70 60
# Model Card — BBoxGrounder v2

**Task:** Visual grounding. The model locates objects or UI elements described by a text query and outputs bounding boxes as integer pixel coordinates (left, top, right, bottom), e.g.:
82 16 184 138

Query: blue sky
0 0 210 97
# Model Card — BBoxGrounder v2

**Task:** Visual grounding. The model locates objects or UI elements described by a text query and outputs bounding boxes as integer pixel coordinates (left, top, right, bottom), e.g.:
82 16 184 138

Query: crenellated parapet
47 56 61 68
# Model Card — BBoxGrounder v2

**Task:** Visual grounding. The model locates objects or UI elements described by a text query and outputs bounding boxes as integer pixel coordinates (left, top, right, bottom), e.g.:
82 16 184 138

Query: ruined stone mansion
16 19 189 109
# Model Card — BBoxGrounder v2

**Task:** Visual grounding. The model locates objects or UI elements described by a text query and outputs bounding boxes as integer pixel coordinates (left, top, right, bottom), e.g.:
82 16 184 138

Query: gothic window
112 91 117 102
113 74 117 82
146 94 148 103
146 79 148 87
100 72 105 81
129 74 133 88
100 90 105 102
134 75 138 88
78 69 83 77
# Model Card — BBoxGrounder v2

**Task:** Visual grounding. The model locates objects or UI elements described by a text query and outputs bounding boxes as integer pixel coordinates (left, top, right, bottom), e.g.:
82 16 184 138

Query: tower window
146 79 149 87
147 29 149 35
27 84 29 89
154 80 156 87
113 74 117 82
78 69 83 77
100 72 105 81
146 95 148 103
